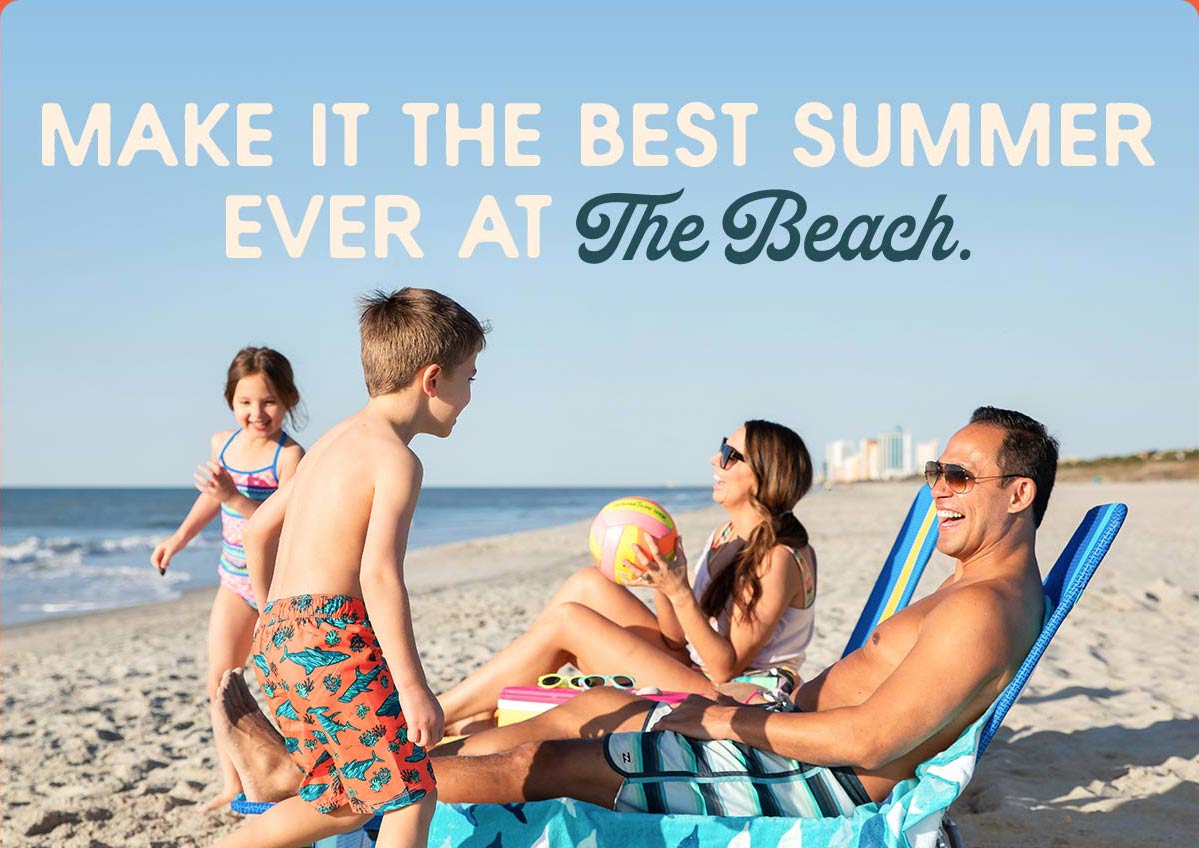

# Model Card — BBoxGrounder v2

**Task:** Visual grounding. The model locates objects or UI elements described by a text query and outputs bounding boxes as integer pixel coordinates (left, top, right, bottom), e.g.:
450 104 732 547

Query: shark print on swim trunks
250 593 436 815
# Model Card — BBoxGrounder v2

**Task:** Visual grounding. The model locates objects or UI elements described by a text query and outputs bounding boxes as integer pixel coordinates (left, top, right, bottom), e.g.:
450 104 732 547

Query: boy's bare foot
211 669 301 804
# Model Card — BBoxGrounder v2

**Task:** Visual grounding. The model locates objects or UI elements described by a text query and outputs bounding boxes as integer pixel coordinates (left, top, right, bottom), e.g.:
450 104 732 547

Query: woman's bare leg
542 567 667 643
438 601 714 726
439 568 683 728
435 687 655 756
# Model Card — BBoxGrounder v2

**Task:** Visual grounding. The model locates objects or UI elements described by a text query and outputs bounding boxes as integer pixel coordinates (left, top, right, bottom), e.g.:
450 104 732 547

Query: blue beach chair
428 501 1127 848
843 484 939 657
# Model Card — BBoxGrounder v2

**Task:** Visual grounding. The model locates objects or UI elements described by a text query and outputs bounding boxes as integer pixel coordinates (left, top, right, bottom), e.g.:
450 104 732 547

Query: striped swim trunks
603 702 870 817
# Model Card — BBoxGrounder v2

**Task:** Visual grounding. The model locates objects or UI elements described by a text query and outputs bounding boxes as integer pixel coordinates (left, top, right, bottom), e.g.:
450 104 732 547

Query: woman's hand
631 536 690 600
195 461 239 504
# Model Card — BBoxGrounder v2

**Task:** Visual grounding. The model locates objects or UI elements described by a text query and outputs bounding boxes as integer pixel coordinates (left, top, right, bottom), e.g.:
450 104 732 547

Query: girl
151 346 305 811
438 419 817 734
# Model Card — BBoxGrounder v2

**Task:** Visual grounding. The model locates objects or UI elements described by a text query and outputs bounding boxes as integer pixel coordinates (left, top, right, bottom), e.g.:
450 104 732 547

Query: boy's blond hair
358 288 488 396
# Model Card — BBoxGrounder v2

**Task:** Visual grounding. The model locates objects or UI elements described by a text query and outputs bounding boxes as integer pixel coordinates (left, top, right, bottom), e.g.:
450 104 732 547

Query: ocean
0 486 714 626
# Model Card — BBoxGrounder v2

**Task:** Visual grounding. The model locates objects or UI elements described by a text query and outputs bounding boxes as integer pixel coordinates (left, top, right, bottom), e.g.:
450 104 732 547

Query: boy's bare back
268 410 421 602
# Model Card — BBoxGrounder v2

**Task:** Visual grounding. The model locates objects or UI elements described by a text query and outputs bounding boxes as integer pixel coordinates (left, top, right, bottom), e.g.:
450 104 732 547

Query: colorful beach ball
589 497 678 585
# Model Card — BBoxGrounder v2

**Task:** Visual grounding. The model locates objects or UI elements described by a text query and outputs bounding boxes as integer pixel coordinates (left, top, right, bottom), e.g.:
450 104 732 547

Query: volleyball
589 497 678 585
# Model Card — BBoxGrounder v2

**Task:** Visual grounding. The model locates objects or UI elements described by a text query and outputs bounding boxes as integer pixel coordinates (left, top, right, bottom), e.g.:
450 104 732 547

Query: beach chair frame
937 501 1127 846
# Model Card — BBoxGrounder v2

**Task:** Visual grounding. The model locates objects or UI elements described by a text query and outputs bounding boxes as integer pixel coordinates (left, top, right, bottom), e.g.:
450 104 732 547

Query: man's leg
434 737 623 809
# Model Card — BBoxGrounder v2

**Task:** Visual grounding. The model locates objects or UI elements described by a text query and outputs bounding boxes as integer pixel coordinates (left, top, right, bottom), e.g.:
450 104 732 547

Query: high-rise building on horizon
823 426 928 483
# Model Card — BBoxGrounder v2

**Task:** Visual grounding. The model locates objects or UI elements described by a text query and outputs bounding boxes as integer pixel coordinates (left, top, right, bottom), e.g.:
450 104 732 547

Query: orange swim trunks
250 594 436 815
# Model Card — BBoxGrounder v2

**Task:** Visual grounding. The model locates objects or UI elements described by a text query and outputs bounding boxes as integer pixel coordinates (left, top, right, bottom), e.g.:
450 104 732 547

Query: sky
2 1 1197 487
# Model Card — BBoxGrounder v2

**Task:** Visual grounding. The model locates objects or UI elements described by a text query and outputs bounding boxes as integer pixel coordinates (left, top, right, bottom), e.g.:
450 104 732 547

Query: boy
213 288 487 848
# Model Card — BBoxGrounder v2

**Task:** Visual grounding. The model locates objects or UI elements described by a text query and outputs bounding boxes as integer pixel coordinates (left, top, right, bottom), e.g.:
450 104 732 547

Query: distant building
825 440 855 483
824 426 928 483
862 438 883 480
878 426 913 479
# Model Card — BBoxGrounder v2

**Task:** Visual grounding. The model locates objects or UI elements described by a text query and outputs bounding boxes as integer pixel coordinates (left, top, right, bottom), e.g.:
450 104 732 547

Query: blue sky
2 1 1196 486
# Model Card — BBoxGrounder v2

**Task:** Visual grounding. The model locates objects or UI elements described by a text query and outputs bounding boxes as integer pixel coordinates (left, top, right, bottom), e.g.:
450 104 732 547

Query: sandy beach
2 480 1195 847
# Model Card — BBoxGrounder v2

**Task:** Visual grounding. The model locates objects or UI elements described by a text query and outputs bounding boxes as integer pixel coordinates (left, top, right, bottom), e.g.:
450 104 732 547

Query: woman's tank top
685 524 815 672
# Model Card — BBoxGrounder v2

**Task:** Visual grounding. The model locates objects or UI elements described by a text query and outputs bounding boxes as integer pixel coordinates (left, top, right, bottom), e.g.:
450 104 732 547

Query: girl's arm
151 492 220 574
196 461 259 519
151 432 229 574
641 540 804 683
198 438 304 518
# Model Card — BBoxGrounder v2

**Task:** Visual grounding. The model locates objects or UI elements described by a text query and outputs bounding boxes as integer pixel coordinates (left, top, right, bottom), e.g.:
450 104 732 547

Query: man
216 406 1058 819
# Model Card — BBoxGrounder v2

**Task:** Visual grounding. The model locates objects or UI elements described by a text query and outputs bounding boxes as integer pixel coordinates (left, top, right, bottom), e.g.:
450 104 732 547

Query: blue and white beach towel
428 705 991 848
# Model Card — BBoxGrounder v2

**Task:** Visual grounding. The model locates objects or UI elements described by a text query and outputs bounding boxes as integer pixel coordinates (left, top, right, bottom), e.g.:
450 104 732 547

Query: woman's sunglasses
537 673 636 690
719 437 746 470
924 460 1022 494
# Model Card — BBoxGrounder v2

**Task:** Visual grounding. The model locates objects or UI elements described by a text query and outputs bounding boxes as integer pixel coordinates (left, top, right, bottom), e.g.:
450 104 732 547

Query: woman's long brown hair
699 420 813 623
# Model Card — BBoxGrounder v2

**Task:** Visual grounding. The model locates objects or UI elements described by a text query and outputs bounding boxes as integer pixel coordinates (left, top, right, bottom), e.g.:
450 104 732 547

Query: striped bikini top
685 522 816 672
218 429 287 573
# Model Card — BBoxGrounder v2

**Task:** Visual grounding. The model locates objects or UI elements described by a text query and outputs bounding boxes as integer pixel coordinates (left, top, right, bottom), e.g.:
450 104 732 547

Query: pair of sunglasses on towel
537 673 635 690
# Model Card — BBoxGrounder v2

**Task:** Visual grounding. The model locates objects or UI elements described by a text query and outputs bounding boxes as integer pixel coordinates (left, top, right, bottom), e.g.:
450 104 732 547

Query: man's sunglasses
537 673 636 690
924 460 1022 494
719 437 746 470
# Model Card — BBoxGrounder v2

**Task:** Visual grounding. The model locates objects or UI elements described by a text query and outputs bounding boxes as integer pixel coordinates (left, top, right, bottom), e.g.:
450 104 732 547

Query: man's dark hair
969 406 1059 527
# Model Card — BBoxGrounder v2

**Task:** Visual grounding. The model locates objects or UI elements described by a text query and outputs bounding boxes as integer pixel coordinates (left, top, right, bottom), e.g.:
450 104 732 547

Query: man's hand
652 694 735 741
397 683 445 749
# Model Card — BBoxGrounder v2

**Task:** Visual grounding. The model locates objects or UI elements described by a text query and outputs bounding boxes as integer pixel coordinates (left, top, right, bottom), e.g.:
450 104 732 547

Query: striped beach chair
936 501 1128 847
429 501 1127 848
843 484 939 657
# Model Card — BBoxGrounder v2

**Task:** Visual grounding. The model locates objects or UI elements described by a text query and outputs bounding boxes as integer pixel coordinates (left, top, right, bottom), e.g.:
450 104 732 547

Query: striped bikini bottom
603 702 870 818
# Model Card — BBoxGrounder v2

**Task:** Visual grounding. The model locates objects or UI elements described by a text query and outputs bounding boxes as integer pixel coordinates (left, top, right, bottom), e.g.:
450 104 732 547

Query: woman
439 419 817 734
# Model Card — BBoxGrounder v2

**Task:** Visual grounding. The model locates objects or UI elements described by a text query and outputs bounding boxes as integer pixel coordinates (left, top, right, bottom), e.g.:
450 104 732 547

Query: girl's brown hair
224 347 305 428
699 419 814 623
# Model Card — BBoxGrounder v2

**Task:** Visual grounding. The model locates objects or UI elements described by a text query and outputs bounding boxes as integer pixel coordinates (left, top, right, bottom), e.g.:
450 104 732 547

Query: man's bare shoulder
919 576 1040 668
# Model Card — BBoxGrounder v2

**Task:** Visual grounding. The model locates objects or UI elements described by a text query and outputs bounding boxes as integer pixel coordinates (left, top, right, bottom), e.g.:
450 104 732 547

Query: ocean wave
1 534 214 569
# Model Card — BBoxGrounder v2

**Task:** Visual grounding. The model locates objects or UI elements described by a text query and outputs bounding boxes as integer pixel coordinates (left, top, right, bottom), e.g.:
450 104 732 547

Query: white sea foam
1 534 214 569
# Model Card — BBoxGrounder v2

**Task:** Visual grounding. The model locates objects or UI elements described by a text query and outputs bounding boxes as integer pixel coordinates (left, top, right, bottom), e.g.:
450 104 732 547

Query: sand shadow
953 780 1199 848
1016 685 1129 705
954 718 1199 844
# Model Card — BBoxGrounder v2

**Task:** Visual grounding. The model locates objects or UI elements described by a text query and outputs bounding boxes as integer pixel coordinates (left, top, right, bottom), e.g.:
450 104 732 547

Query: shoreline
0 503 725 635
3 480 1196 847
